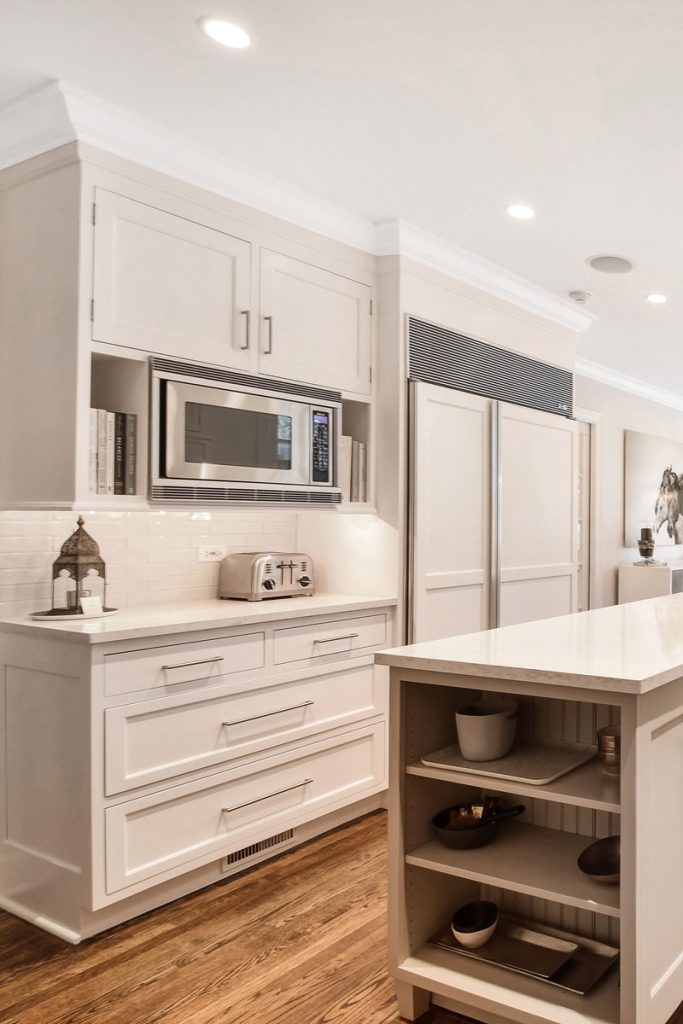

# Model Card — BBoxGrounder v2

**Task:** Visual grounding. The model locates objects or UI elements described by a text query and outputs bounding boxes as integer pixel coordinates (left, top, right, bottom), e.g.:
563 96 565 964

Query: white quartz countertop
0 594 396 645
376 594 683 694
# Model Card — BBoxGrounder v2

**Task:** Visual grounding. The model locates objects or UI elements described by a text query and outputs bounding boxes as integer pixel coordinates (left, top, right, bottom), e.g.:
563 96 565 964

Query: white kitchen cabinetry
618 562 683 604
259 249 372 396
410 382 578 642
0 146 376 510
92 190 253 369
0 599 392 942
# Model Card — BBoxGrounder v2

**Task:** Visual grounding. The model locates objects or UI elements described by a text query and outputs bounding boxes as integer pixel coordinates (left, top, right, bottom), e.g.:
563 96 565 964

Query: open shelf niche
398 681 622 1002
89 349 149 502
340 397 373 508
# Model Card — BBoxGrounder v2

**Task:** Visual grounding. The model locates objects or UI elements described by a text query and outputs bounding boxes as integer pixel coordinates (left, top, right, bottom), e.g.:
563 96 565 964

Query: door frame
574 406 603 610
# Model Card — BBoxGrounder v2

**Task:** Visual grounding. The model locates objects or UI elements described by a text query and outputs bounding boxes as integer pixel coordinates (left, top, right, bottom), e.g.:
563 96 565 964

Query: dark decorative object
637 527 656 563
47 516 108 615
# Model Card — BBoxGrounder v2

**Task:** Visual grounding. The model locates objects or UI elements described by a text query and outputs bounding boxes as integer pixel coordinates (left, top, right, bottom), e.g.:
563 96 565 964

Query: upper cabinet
259 249 372 396
92 191 252 369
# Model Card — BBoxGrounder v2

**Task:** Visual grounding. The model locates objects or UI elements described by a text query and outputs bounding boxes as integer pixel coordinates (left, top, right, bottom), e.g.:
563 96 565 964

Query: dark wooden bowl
577 835 620 884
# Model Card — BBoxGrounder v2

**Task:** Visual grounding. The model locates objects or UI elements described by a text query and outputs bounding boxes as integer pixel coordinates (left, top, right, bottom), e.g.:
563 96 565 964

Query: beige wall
575 374 683 607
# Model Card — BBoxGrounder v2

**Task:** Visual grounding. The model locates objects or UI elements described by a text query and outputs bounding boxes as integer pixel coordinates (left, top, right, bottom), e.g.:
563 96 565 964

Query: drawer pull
222 778 313 814
313 633 359 645
162 656 225 672
222 699 314 728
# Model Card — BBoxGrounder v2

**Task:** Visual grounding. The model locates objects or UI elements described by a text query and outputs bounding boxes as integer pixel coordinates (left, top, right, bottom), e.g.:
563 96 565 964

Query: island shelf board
406 823 620 918
406 756 621 815
397 944 619 1024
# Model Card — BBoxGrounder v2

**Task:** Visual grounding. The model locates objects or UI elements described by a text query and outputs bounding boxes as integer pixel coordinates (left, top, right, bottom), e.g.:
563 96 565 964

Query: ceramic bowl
451 900 499 948
577 835 620 884
455 699 519 761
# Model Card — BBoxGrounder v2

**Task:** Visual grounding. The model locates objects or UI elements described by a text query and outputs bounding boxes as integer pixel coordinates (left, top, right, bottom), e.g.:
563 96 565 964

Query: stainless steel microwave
150 358 342 504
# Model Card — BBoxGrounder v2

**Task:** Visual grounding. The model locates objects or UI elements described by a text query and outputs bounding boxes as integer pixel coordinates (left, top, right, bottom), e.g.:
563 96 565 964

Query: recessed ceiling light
587 254 634 274
198 17 251 48
647 293 667 304
506 204 535 220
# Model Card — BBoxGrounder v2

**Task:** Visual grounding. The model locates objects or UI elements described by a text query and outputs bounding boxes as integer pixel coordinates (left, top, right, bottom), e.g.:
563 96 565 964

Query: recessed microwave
150 358 342 504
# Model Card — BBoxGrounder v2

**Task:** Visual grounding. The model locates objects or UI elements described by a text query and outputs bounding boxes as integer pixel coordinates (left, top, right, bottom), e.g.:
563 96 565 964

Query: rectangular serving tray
432 914 620 995
421 740 597 786
433 917 578 979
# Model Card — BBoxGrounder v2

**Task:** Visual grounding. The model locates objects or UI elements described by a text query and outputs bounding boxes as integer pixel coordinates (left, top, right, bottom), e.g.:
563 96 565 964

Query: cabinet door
410 382 492 642
498 403 578 626
259 249 372 395
92 190 252 368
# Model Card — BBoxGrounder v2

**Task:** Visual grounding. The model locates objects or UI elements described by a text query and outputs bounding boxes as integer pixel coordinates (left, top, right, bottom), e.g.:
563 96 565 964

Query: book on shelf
350 439 367 503
90 409 137 496
340 435 353 502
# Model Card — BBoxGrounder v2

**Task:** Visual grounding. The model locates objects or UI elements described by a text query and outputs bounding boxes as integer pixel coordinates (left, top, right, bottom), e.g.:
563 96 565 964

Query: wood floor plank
0 811 474 1024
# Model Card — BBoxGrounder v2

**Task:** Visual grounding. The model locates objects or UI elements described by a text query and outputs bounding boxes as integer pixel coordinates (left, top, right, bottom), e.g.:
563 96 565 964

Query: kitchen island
376 594 683 1024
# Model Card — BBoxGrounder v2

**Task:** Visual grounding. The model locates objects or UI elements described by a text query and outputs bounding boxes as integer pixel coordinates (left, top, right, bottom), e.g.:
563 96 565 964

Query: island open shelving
377 596 683 1024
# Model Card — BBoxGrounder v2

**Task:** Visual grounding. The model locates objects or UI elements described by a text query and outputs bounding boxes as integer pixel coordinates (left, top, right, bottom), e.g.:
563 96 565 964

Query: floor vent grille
224 829 295 867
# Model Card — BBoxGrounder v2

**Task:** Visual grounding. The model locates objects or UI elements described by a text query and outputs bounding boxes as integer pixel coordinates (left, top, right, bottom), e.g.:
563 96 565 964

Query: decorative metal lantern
50 516 106 614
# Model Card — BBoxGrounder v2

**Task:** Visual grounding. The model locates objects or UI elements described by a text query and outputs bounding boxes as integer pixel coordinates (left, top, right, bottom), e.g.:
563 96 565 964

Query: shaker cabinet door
258 249 372 395
92 190 252 368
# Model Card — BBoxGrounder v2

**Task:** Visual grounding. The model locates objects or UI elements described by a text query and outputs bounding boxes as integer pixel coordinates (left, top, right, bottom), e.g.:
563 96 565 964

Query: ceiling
1 0 682 395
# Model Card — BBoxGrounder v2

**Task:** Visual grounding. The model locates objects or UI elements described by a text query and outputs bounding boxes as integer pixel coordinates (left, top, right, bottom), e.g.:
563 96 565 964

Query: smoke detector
569 290 592 304
587 255 634 274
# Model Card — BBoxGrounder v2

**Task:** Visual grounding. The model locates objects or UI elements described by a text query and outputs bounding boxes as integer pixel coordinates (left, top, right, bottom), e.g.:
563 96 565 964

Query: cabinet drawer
104 661 385 795
105 722 385 893
273 614 386 666
103 632 265 697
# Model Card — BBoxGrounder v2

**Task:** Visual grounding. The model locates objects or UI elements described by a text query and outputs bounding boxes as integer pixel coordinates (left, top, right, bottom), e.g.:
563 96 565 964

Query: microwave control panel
311 409 332 484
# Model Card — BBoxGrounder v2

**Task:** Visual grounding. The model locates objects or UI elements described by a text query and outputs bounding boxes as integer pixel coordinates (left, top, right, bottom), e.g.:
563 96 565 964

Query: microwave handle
263 315 273 355
240 310 250 350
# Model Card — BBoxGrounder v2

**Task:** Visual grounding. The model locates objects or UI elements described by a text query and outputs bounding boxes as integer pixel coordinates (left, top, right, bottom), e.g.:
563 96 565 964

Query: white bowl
451 900 499 948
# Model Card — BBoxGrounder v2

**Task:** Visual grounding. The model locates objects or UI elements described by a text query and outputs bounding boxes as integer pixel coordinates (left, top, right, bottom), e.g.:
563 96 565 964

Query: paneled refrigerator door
409 382 492 643
497 402 579 626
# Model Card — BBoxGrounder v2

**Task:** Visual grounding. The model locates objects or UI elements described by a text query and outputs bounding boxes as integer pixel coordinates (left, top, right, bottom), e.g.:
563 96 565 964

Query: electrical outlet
198 544 227 563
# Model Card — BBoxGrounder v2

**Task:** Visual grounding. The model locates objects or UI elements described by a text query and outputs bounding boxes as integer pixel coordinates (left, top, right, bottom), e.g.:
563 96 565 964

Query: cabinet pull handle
162 655 225 672
222 778 313 814
313 633 359 645
264 315 273 354
240 309 250 350
222 700 314 727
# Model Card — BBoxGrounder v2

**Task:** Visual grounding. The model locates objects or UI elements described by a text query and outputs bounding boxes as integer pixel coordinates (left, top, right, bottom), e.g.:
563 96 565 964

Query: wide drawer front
104 660 384 795
104 722 385 893
273 613 386 665
103 632 265 697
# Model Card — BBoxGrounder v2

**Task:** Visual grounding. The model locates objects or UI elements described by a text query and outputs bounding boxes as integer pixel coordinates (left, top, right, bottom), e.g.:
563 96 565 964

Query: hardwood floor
3 810 683 1024
0 811 470 1024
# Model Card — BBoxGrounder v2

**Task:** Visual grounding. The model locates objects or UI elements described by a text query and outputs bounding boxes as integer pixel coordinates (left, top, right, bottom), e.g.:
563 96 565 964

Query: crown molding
376 219 594 333
0 80 376 251
575 357 683 412
0 81 74 170
0 81 596 334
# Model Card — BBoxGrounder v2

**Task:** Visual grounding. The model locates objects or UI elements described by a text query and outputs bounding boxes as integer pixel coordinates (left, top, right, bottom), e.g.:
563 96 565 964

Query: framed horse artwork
625 430 683 547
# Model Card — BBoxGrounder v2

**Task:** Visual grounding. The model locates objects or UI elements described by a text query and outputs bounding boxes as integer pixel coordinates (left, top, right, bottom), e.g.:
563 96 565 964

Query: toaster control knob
263 578 276 590
299 575 312 588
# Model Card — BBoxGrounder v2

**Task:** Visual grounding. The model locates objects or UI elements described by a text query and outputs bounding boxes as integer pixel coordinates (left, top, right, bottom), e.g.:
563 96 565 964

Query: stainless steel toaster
219 552 315 601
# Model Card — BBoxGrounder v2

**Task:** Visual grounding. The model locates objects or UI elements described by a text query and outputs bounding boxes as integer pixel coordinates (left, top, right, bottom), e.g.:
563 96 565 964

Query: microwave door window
184 402 293 472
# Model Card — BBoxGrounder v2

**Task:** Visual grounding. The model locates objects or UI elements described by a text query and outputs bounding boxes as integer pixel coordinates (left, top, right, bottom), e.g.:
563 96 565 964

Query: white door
259 249 372 395
411 382 492 643
498 402 578 627
92 190 252 368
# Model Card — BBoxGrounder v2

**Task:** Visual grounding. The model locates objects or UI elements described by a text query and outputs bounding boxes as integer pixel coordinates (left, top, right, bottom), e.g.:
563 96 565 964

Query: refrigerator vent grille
408 316 573 417
151 357 341 404
224 829 295 867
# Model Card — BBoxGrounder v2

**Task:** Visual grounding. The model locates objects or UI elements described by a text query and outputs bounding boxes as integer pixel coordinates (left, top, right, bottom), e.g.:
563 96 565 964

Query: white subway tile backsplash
0 509 297 617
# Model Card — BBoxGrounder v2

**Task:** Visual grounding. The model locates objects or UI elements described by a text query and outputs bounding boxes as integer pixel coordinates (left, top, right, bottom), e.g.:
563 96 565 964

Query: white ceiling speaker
568 290 592 304
587 254 634 274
